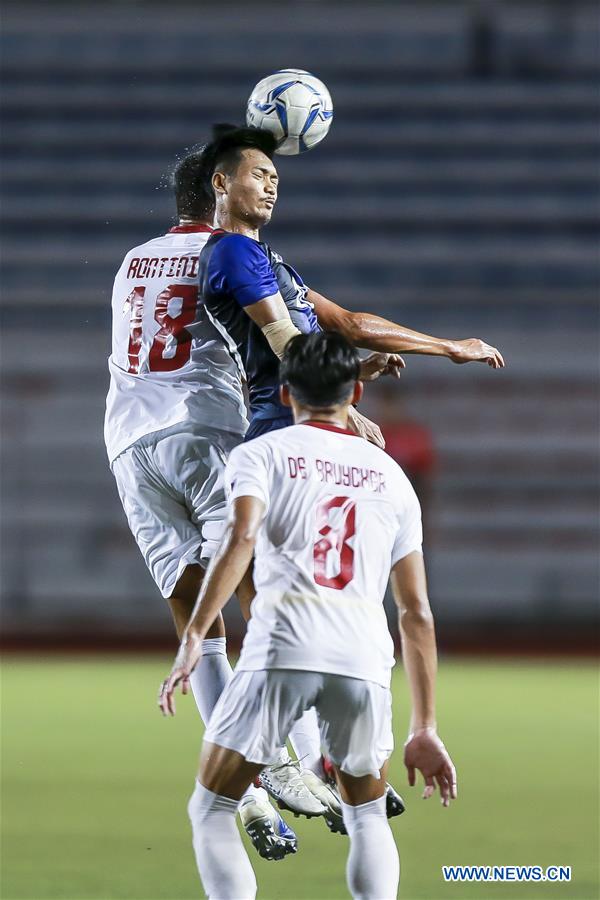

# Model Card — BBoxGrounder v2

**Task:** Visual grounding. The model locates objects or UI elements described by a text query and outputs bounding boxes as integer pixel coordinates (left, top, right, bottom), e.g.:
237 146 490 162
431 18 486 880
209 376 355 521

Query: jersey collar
168 224 215 234
302 420 356 436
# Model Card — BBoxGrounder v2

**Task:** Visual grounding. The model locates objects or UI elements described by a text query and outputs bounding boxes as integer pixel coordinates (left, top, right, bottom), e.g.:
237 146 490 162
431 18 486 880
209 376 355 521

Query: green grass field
1 657 598 900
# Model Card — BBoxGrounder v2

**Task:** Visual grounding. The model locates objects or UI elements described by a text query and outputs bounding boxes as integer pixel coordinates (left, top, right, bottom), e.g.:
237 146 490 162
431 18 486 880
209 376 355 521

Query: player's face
226 149 279 227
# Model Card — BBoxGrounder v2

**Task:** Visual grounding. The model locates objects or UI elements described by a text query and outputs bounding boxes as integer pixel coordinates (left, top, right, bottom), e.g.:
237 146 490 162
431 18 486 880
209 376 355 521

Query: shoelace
268 760 308 798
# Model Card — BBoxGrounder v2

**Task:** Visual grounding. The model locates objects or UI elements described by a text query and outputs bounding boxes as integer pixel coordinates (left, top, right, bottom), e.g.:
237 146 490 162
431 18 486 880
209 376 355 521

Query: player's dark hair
280 332 360 408
202 124 277 183
172 150 214 221
172 125 274 220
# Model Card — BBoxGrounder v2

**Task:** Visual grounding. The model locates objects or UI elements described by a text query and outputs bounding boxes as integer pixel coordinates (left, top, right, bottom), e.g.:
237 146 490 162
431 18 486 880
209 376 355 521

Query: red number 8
314 496 356 590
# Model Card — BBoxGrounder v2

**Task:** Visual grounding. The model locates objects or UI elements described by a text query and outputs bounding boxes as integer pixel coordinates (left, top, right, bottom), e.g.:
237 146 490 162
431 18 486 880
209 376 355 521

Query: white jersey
226 421 423 688
104 225 248 463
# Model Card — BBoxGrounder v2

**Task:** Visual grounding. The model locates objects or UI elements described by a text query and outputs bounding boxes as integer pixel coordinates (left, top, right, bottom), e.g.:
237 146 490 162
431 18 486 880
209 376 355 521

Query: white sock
239 780 269 807
273 746 293 765
188 781 257 900
341 795 400 900
288 707 323 774
189 639 267 807
189 638 232 726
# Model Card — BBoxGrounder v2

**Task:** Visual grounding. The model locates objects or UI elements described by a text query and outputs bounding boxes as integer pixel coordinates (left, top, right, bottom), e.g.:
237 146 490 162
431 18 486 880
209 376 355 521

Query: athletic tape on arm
261 319 302 360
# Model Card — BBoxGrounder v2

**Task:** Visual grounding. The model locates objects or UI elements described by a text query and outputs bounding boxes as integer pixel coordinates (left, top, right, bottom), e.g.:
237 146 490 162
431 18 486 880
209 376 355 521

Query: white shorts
112 424 242 598
204 668 394 779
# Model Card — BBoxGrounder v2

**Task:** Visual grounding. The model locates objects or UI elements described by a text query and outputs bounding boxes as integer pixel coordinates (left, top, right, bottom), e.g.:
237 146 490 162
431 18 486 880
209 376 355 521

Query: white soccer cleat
300 769 347 834
259 761 327 818
238 796 298 861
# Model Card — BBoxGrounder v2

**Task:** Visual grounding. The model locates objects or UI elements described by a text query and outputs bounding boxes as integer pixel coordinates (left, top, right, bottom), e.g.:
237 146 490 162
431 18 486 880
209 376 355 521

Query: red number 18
126 284 197 374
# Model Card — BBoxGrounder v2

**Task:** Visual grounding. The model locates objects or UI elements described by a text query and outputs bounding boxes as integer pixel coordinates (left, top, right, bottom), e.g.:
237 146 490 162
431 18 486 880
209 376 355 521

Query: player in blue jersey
198 129 405 445
197 126 503 447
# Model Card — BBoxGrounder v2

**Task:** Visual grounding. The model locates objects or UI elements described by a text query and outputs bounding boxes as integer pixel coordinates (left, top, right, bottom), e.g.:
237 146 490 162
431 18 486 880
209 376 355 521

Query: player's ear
212 171 227 196
280 384 292 407
352 381 363 406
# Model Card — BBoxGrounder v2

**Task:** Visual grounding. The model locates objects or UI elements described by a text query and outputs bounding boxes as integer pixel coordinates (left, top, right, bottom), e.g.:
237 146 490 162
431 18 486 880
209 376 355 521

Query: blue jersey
198 232 319 424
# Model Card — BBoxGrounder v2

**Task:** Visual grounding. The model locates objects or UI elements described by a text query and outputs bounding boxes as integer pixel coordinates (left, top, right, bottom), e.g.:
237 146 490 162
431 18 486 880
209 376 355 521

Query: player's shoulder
212 231 266 255
116 232 175 268
204 231 268 274
117 237 157 264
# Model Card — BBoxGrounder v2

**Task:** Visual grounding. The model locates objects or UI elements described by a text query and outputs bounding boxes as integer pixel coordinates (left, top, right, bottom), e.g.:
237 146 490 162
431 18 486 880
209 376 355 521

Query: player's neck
295 408 349 430
178 217 213 227
215 210 259 240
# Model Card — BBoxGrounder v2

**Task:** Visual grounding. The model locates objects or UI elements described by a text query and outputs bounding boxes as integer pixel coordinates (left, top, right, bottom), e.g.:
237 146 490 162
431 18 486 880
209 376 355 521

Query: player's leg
315 674 400 900
334 766 399 900
188 668 322 892
320 754 405 826
177 429 256 713
167 564 223 639
112 437 231 727
166 563 230 725
189 744 264 899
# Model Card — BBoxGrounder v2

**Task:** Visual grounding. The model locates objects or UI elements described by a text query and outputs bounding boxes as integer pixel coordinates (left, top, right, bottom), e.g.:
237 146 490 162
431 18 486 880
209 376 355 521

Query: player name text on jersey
287 455 386 493
126 255 199 280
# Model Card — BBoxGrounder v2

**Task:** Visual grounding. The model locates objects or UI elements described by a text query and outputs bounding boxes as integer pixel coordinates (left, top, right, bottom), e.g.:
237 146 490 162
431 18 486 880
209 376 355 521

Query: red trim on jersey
302 420 357 436
168 224 215 234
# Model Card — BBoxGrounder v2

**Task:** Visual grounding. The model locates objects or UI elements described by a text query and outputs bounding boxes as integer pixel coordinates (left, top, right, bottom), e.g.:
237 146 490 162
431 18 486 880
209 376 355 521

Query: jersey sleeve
225 440 272 511
208 234 279 308
391 474 423 564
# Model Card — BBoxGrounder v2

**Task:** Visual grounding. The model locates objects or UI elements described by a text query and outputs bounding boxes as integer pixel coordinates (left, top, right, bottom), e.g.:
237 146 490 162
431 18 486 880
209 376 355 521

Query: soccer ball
246 69 333 156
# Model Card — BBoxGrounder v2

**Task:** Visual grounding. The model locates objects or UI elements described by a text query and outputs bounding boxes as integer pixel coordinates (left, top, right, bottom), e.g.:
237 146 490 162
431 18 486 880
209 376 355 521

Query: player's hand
158 630 203 717
404 727 457 808
359 352 406 382
347 406 385 449
449 338 505 369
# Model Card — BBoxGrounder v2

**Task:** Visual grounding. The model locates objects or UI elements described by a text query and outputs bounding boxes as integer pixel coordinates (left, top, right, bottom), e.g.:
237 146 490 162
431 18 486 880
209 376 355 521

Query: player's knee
334 768 386 806
198 742 257 800
168 564 226 640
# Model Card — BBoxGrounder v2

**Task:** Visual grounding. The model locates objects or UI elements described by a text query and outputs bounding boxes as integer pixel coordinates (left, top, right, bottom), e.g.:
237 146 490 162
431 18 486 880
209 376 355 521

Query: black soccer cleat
385 782 406 818
323 808 347 835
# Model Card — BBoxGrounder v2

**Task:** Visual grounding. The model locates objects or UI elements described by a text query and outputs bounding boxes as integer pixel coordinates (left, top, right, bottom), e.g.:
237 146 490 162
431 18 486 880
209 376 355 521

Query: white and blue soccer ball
246 69 333 156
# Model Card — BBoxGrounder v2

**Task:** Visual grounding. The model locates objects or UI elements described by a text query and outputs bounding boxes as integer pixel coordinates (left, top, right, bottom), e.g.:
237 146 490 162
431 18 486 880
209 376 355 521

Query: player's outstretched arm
158 495 264 716
245 292 406 381
307 288 505 368
390 552 457 807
